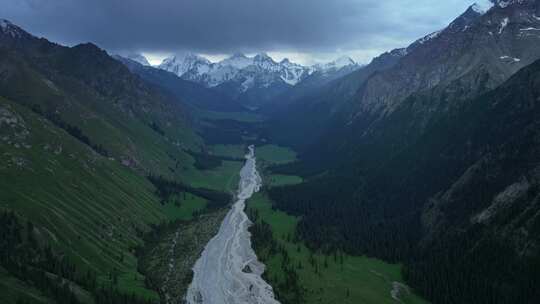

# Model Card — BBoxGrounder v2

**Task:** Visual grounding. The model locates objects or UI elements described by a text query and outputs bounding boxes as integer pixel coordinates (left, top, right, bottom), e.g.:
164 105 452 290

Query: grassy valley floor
248 193 427 304
246 144 428 304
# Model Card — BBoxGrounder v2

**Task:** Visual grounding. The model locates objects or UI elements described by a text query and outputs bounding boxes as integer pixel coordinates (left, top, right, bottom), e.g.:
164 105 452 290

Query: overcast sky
3 0 488 65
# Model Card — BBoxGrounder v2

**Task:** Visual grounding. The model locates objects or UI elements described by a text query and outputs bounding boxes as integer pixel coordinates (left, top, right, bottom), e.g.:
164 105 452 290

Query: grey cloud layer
3 0 476 54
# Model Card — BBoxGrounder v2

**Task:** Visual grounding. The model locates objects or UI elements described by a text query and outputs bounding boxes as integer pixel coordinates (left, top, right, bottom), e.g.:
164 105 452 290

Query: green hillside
0 22 243 304
248 193 427 304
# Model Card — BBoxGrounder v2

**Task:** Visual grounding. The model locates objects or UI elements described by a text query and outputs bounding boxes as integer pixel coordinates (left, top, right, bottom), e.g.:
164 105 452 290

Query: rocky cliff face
348 1 540 120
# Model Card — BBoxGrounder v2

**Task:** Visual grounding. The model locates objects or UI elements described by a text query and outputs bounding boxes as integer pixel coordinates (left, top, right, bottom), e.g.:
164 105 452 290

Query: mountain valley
2 1 540 304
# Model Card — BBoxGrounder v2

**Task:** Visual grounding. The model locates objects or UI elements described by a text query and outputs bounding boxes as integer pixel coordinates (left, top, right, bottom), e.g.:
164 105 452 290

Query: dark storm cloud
3 0 476 55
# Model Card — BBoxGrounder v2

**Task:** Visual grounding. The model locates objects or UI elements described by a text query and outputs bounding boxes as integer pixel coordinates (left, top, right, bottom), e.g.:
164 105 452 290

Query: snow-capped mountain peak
331 56 356 69
159 53 211 78
312 56 358 73
160 53 211 66
278 58 309 85
124 53 150 66
219 53 253 69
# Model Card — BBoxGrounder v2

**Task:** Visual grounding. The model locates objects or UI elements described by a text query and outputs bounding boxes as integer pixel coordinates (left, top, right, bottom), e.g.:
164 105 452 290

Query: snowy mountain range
157 52 359 89
124 53 151 66
155 52 359 107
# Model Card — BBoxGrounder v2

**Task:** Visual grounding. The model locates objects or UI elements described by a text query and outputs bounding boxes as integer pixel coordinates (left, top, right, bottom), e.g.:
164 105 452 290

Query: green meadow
248 194 428 304
266 174 303 187
256 144 297 165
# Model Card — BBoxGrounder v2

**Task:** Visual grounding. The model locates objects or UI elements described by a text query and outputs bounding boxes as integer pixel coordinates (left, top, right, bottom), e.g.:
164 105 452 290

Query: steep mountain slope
0 19 227 304
403 59 540 303
259 56 363 114
264 1 540 303
115 55 245 112
0 96 165 302
270 56 540 304
267 48 406 149
272 0 540 168
0 20 202 176
344 0 540 118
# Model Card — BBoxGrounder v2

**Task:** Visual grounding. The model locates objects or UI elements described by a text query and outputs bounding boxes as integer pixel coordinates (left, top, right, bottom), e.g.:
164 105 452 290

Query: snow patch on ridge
417 30 442 44
500 55 521 62
471 0 494 14
240 76 254 92
499 17 509 34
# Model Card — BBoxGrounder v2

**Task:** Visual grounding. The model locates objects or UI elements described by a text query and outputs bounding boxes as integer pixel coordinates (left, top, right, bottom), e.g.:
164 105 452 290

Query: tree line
31 104 109 157
147 174 231 209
